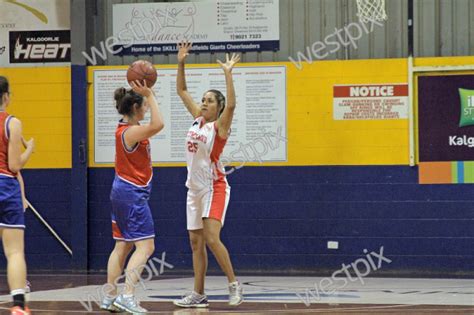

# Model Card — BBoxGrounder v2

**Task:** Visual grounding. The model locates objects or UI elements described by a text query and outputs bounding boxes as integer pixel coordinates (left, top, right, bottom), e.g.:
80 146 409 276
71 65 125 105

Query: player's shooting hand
131 80 153 97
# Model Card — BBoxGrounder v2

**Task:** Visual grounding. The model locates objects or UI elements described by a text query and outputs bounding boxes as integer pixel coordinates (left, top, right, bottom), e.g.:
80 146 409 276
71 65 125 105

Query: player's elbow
227 100 236 109
151 121 164 133
225 103 236 112
156 122 165 132
177 90 187 98
8 160 21 174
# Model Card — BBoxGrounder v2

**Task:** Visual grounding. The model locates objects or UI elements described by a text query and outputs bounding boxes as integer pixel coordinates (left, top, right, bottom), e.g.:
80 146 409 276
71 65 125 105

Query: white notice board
93 66 287 164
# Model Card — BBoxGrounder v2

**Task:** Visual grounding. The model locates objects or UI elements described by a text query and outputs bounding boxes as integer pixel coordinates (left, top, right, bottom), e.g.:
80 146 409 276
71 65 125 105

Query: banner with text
112 0 279 55
418 74 474 184
0 0 70 67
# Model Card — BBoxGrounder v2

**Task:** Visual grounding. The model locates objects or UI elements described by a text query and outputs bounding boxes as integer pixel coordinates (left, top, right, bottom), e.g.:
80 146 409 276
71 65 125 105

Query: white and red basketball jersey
185 116 228 190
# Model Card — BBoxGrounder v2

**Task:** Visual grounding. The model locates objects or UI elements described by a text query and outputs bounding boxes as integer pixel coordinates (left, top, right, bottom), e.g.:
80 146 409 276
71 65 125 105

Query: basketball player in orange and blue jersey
173 41 243 308
0 76 35 315
100 80 164 314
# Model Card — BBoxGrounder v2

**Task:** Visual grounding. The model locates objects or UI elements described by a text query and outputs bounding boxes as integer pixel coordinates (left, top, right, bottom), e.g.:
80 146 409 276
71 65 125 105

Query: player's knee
147 242 155 257
134 240 155 258
141 241 155 258
189 237 203 252
204 234 220 250
115 242 133 256
5 249 25 261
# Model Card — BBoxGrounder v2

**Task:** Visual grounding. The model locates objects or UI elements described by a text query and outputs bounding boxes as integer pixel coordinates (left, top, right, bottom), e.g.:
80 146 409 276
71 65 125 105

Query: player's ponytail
0 76 9 106
207 89 226 117
114 87 144 116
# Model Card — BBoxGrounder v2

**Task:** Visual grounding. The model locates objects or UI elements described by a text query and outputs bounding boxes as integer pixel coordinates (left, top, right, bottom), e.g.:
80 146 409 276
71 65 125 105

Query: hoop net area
356 0 388 23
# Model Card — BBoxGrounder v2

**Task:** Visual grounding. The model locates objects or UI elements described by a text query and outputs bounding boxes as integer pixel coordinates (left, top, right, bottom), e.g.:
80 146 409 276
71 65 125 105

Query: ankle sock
11 289 26 310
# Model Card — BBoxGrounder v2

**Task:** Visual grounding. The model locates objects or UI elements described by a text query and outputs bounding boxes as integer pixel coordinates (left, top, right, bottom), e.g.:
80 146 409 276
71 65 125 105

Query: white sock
11 289 25 296
229 281 239 286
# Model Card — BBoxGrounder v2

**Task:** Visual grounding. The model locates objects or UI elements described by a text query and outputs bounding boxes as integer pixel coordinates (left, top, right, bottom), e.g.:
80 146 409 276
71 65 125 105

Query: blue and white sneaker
113 294 147 314
100 296 119 312
173 291 209 308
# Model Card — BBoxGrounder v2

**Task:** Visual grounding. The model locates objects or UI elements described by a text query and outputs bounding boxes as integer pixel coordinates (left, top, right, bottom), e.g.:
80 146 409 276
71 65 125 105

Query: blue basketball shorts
110 176 155 242
0 175 25 229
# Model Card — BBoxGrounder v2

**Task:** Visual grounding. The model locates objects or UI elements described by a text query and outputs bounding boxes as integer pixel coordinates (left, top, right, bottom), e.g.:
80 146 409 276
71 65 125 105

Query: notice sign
92 66 287 164
333 84 408 120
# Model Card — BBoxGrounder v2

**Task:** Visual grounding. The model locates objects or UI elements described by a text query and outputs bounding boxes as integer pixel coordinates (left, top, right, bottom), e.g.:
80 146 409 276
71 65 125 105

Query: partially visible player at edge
0 76 35 315
173 41 243 308
100 80 164 314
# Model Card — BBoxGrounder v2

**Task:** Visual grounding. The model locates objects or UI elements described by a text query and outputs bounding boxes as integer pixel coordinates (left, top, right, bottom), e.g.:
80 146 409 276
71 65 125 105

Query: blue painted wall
0 169 72 271
1 166 473 276
87 166 474 276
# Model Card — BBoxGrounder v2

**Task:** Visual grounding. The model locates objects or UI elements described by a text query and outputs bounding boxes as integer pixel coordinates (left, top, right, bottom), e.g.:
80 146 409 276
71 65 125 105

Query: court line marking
0 303 473 314
243 280 474 291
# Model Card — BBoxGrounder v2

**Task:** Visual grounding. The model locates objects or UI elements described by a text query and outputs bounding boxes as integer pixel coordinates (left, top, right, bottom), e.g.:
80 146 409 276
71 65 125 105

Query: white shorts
186 182 230 230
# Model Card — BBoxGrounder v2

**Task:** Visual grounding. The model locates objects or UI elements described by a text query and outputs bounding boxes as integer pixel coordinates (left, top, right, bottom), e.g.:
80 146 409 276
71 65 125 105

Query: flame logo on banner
14 35 21 58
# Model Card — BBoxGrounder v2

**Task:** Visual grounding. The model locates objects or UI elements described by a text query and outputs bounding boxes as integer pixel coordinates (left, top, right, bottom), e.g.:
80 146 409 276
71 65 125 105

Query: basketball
127 60 157 88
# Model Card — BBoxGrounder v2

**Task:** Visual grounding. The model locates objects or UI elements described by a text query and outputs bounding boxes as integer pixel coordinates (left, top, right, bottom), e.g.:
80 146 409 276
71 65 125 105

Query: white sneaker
100 296 119 312
173 291 209 308
229 281 243 306
113 294 147 314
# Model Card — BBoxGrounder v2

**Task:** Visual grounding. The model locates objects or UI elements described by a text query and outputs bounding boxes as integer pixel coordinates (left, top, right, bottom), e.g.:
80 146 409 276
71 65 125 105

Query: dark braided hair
206 89 226 117
0 76 9 106
114 87 144 116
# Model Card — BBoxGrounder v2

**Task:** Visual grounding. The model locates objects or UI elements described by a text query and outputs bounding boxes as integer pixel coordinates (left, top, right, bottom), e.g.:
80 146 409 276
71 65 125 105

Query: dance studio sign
333 84 408 120
112 0 279 55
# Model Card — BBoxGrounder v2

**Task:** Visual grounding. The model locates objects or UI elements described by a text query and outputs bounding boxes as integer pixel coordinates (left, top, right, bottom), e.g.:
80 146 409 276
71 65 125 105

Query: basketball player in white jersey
173 41 243 308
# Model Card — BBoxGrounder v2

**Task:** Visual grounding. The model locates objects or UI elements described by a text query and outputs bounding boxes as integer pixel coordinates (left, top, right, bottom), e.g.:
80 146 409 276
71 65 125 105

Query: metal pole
408 0 415 166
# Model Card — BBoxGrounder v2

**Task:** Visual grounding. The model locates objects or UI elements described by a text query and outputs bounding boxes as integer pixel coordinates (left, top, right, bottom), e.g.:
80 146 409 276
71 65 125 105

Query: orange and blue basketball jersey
0 112 16 178
0 112 25 229
115 120 152 187
110 120 155 241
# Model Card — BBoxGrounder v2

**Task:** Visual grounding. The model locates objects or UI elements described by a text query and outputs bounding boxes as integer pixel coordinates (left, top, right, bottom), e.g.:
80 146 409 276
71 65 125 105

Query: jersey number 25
187 141 198 153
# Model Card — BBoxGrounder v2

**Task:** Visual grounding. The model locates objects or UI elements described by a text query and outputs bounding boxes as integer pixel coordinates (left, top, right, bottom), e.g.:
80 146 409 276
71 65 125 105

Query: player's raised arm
177 40 201 118
217 53 240 139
